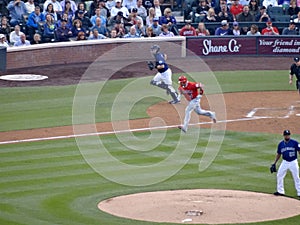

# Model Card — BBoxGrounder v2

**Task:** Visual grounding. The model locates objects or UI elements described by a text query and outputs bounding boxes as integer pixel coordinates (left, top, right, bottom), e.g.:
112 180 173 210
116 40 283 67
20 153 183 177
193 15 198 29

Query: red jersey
230 4 243 16
178 81 203 101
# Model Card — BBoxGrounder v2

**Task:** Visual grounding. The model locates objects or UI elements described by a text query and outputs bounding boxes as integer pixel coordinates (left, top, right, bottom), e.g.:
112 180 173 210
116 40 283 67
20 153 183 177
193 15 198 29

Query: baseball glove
270 164 277 173
147 61 155 70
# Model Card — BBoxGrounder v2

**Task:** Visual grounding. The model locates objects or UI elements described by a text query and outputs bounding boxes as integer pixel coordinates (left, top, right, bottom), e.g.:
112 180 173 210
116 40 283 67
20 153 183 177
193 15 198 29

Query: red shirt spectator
179 22 197 36
230 0 243 17
261 21 279 35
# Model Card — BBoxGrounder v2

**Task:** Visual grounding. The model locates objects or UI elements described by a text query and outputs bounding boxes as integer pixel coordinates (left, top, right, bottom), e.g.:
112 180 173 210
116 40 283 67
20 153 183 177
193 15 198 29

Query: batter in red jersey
178 75 216 133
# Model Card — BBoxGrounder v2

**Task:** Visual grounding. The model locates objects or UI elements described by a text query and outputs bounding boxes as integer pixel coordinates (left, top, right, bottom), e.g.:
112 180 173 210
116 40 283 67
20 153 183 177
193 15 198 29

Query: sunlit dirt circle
98 189 300 224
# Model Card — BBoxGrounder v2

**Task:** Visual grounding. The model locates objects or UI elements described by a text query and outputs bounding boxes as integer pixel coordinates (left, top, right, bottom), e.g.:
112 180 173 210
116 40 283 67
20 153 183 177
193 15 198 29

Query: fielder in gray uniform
147 45 180 104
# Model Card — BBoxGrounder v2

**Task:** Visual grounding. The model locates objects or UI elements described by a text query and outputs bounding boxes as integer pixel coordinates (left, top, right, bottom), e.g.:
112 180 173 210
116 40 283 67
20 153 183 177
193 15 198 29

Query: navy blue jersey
290 63 300 80
155 52 168 73
277 139 300 162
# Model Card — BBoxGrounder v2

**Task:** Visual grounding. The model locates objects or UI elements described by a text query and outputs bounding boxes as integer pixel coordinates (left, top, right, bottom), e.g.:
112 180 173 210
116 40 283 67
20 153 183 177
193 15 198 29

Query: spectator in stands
246 24 261 35
60 0 77 12
215 19 233 35
7 0 27 26
124 25 140 37
111 0 130 17
122 0 137 11
57 12 73 29
230 0 243 20
128 7 143 25
43 13 56 42
203 7 218 22
232 21 241 35
194 0 210 22
146 7 155 27
236 5 254 21
106 0 115 10
216 1 234 22
91 17 108 36
261 20 279 35
77 10 93 35
99 0 111 20
90 8 107 26
255 5 271 22
136 0 147 20
30 33 42 44
262 0 278 8
76 31 87 40
179 21 197 36
215 0 229 14
14 33 30 46
145 26 156 37
43 0 62 15
89 0 101 16
196 22 210 35
282 21 298 34
75 2 88 19
0 33 9 47
0 0 10 17
159 8 179 35
71 19 86 37
25 0 36 14
159 23 175 36
26 6 45 41
0 16 11 42
153 0 162 18
293 11 300 22
43 3 60 22
134 18 146 36
62 1 75 22
108 11 130 28
9 24 24 44
114 20 127 36
109 28 119 38
88 28 107 39
150 17 161 35
288 0 299 17
56 18 73 41
248 0 260 17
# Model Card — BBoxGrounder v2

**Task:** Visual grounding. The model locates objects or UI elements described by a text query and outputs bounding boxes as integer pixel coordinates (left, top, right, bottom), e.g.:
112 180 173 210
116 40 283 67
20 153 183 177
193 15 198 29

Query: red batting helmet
178 75 187 87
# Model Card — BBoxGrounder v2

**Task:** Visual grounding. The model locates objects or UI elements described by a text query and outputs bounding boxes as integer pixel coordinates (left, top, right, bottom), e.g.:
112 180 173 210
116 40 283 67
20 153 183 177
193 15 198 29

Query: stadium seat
273 15 291 22
267 6 284 16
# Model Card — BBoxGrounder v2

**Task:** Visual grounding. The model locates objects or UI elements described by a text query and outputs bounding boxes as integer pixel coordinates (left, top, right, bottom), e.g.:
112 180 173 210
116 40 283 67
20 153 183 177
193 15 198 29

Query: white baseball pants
277 159 300 196
182 95 215 132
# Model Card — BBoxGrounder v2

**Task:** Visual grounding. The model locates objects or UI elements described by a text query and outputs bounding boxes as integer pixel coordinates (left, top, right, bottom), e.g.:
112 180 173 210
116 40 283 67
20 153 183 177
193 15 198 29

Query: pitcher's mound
98 189 300 224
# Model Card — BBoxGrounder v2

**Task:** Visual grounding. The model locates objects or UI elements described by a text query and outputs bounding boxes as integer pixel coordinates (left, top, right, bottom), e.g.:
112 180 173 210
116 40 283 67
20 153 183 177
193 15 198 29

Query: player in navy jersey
149 45 180 104
272 130 300 198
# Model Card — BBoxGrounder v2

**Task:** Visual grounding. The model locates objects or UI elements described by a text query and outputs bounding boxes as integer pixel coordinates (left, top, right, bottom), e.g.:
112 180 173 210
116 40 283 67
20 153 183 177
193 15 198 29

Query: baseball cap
61 18 68 22
117 11 123 16
294 57 300 62
116 0 122 3
0 34 5 39
267 20 272 25
153 17 159 22
283 130 291 135
221 20 228 26
78 10 84 14
233 21 239 26
260 5 266 10
132 8 138 13
290 21 296 25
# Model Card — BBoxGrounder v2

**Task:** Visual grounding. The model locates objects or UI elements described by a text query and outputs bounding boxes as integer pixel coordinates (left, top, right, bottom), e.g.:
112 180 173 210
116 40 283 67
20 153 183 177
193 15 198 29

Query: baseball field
1 66 300 224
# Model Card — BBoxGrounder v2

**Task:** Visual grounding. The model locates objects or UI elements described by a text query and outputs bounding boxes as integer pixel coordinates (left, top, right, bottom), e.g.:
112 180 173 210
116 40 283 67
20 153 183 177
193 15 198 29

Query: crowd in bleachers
0 0 299 47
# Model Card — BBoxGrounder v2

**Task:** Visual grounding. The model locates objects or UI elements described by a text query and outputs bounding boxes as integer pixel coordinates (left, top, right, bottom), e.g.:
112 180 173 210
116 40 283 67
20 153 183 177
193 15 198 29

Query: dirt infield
98 189 300 224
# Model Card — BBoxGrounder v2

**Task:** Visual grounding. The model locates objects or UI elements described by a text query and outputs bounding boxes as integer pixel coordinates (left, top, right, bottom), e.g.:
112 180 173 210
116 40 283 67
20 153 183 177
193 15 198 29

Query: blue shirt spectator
215 20 233 35
7 0 27 26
